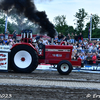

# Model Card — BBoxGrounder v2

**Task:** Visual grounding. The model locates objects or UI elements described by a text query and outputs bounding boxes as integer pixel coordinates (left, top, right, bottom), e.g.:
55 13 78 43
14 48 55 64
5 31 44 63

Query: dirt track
0 70 100 100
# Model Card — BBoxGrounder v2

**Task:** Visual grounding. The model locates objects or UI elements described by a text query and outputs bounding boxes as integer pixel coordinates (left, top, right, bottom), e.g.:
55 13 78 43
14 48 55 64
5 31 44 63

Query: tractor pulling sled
0 30 83 75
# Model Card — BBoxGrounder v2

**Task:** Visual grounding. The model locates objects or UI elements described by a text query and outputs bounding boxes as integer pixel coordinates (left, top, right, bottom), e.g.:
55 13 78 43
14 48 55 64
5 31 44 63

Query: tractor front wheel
57 60 73 75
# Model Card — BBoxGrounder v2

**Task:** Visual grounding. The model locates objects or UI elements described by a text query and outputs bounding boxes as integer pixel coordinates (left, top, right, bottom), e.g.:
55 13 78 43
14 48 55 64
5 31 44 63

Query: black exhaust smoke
0 0 56 38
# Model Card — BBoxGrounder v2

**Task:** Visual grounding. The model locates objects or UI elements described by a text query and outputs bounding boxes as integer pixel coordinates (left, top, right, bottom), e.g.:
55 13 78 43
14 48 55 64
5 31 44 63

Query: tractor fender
10 43 37 51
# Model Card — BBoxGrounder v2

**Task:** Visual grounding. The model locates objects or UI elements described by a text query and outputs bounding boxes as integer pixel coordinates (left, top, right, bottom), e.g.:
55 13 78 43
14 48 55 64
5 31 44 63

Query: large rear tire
10 44 38 73
57 60 73 75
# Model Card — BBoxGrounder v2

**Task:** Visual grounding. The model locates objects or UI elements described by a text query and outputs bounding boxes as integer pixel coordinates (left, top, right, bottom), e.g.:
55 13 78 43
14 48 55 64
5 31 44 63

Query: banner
5 16 8 33
0 45 11 52
0 53 8 71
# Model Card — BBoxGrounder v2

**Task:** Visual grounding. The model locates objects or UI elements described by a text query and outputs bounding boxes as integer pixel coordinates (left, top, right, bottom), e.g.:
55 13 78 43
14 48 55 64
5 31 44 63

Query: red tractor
9 30 82 75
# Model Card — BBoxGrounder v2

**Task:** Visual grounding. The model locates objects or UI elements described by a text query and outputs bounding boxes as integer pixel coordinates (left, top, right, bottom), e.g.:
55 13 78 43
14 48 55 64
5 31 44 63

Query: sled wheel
57 60 73 75
10 44 38 73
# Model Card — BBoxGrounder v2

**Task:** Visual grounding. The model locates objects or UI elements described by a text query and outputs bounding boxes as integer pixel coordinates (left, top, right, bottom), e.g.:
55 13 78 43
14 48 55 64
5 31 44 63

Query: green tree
0 10 14 34
74 8 87 32
92 14 100 29
54 15 75 36
92 28 100 38
0 17 5 33
0 10 6 33
53 15 68 35
66 26 75 34
83 22 90 38
84 14 100 38
91 14 100 38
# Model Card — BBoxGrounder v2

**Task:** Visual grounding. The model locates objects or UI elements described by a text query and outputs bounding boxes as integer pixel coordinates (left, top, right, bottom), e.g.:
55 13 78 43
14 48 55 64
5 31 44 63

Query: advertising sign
0 53 8 71
0 45 11 52
0 45 10 71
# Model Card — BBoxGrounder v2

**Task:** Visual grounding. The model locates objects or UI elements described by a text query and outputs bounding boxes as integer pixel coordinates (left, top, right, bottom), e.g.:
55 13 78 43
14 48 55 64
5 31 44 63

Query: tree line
54 8 100 38
0 8 100 38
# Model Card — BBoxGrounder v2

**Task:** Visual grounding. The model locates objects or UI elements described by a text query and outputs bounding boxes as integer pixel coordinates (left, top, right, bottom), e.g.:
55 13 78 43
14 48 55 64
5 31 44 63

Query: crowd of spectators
0 30 100 65
52 32 100 65
0 29 17 46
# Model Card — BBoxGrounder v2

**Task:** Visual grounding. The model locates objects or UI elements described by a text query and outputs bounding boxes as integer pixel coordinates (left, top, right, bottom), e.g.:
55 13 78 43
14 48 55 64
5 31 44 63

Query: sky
34 0 100 28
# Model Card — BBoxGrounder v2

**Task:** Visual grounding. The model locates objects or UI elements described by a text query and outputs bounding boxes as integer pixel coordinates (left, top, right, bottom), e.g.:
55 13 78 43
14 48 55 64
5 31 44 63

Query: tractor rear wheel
10 44 38 73
57 60 73 75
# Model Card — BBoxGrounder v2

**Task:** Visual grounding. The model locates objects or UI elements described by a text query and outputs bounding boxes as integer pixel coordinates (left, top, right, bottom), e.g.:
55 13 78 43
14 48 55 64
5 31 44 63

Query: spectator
67 33 71 43
88 44 93 52
35 33 40 43
42 34 51 41
92 53 97 65
97 43 100 50
0 33 4 40
86 53 92 64
77 44 82 53
12 30 17 40
54 35 58 45
6 39 10 45
58 32 64 42
79 53 85 61
63 36 67 42
92 44 97 53
83 40 88 45
42 38 49 45
78 33 83 43
3 38 7 44
73 43 77 49
70 33 74 43
81 42 85 49
84 53 88 64
96 42 99 48
0 42 2 45
74 53 79 60
9 37 13 42
74 34 78 43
